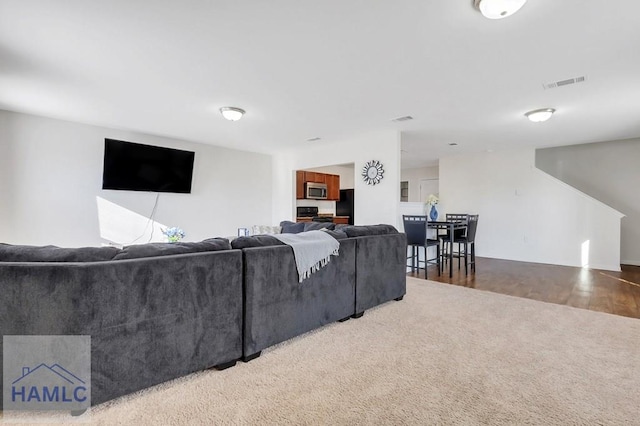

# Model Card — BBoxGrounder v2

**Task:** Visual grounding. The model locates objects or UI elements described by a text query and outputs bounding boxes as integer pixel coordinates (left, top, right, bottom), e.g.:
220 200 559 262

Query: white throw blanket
273 230 340 282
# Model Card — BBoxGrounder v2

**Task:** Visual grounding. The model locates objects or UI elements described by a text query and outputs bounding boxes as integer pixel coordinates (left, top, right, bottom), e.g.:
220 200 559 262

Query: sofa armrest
352 233 407 313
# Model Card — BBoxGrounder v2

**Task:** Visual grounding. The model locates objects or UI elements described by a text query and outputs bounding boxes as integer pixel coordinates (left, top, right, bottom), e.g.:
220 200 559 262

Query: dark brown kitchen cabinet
296 171 305 199
304 171 325 184
295 170 341 200
326 174 339 201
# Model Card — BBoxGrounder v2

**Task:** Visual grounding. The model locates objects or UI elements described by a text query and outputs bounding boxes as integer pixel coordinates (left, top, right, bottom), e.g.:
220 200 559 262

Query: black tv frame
102 138 195 194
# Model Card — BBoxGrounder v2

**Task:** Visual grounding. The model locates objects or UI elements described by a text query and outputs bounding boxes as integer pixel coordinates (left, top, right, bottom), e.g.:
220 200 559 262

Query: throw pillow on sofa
303 222 335 232
279 221 305 234
250 225 282 235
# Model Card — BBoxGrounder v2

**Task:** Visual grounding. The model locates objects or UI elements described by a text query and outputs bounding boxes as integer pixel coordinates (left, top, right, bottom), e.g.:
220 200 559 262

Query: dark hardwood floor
408 257 640 319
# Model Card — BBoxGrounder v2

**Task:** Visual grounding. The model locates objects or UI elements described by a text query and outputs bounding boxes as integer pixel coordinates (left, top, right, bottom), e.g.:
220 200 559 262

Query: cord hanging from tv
102 138 195 193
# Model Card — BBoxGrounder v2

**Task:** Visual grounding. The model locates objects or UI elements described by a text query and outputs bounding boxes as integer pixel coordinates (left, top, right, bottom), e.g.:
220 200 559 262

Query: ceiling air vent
306 137 321 142
543 75 586 90
392 115 413 122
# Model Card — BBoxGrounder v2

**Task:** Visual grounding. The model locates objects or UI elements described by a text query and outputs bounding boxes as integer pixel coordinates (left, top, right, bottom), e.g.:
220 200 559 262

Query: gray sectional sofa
232 224 406 361
233 234 357 361
347 231 407 316
0 239 242 407
0 224 406 407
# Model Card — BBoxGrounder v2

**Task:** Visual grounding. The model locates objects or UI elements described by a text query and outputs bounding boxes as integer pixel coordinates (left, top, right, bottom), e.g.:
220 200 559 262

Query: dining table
427 220 468 278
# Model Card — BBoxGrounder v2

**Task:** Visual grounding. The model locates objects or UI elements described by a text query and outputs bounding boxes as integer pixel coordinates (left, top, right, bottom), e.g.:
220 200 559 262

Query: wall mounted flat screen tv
102 138 195 193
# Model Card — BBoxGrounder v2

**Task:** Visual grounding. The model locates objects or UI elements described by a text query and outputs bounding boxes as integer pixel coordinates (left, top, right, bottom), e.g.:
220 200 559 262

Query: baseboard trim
621 260 640 267
478 255 622 272
588 263 621 272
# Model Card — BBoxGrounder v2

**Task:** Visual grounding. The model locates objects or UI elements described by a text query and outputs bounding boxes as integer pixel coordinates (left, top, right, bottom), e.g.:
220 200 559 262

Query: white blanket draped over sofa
273 230 340 282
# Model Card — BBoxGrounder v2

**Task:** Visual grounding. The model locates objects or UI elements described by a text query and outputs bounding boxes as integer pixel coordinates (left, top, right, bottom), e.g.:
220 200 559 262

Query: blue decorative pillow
279 221 305 234
303 222 335 231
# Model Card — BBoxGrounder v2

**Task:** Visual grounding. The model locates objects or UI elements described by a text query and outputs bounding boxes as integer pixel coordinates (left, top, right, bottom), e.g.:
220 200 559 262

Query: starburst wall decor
362 160 384 185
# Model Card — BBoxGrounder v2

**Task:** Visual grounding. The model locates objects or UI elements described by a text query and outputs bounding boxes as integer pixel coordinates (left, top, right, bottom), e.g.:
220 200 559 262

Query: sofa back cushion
321 229 348 240
340 225 399 237
231 235 285 249
113 238 231 260
231 229 348 249
0 243 120 262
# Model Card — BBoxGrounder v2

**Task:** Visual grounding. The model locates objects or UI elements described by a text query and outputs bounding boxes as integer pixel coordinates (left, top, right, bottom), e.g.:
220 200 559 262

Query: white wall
536 138 640 266
400 166 439 202
0 110 272 246
272 129 400 226
306 164 355 189
440 148 624 271
0 112 11 240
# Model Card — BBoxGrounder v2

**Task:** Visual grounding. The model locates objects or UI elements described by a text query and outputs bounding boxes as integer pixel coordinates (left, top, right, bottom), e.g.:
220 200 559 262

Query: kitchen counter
296 216 350 225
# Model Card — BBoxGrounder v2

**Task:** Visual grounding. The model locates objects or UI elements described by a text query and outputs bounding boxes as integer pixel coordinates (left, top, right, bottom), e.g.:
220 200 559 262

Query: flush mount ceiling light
474 0 527 19
525 108 556 122
220 107 245 121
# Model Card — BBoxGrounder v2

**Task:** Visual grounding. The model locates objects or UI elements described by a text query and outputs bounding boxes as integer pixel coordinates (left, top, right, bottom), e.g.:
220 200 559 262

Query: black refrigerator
336 189 354 225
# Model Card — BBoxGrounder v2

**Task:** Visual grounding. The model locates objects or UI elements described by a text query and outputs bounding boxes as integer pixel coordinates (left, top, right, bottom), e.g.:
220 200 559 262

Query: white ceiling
1 1 639 169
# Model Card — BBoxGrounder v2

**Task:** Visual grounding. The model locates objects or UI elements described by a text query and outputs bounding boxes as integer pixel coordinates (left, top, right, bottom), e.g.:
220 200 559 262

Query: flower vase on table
429 204 438 221
426 194 439 221
162 227 185 243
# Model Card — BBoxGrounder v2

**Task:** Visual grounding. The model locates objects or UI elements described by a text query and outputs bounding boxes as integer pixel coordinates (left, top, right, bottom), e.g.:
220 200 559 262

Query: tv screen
102 139 195 193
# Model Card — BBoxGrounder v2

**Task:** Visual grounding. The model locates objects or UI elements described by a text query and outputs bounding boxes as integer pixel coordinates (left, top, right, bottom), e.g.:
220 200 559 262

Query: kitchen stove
296 206 318 218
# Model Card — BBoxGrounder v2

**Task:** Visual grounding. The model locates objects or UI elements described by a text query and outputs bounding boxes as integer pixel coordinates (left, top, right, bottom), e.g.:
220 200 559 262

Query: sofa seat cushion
340 225 399 237
0 243 121 262
113 238 231 260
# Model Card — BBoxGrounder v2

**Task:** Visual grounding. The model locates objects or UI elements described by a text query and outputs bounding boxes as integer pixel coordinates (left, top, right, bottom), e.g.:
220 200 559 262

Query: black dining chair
449 214 479 275
439 213 469 266
403 215 440 279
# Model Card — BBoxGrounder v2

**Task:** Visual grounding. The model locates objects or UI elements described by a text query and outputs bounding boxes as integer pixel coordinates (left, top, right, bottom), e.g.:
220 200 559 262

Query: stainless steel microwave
305 182 327 199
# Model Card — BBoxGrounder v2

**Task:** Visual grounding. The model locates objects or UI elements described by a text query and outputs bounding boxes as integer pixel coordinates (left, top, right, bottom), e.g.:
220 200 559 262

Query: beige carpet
25 278 640 424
